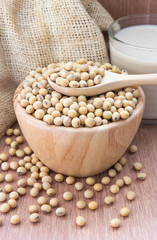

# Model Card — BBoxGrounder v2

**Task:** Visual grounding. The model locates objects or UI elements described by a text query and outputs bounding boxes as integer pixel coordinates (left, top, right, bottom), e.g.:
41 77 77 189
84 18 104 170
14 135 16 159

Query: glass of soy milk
108 14 157 123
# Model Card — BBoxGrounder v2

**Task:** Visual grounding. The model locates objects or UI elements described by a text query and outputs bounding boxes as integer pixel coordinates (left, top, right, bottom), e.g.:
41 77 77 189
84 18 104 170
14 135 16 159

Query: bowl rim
14 83 145 133
108 13 157 50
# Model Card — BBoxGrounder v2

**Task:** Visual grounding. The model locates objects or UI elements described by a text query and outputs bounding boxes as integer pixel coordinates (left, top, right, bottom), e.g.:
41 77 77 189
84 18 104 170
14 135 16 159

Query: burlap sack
82 0 113 31
0 0 113 138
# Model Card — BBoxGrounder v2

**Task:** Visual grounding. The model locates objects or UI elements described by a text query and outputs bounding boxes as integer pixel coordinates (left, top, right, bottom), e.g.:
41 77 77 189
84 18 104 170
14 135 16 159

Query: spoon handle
120 73 157 86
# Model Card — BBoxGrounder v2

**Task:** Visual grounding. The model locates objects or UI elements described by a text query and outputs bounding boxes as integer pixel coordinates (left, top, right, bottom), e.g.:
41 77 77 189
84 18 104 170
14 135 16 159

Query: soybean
129 145 138 153
56 207 66 216
123 176 132 185
46 188 56 197
108 169 117 178
0 192 7 202
29 205 39 213
5 174 14 182
74 182 83 191
116 179 124 188
76 200 86 209
8 199 17 208
49 198 59 207
110 185 119 194
93 183 103 192
110 218 121 228
30 213 40 223
88 201 98 210
120 207 130 217
133 162 142 171
86 177 95 186
55 174 64 182
11 215 20 225
66 176 75 185
63 192 73 201
127 191 136 201
37 196 47 205
0 203 10 213
84 190 93 199
101 176 111 185
137 172 147 180
41 204 52 213
76 216 86 227
104 196 115 205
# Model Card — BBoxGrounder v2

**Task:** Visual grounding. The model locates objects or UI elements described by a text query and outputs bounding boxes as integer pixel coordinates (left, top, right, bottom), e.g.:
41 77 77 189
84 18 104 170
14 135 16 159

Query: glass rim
108 13 157 50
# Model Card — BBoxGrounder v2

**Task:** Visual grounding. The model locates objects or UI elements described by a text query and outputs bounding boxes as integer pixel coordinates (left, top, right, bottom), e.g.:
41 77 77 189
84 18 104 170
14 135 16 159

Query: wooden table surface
98 0 157 19
0 123 157 240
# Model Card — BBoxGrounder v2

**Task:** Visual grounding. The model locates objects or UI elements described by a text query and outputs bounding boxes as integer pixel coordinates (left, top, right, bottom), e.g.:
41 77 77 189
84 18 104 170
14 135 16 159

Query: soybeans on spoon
48 70 157 97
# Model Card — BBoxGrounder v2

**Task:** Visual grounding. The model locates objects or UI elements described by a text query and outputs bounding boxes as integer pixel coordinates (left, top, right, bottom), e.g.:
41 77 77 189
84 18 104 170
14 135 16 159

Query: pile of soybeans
18 60 140 128
0 127 146 228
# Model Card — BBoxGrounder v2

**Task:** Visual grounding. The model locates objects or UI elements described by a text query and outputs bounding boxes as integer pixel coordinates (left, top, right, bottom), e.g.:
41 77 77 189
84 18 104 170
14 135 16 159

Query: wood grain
13 84 144 177
0 123 157 240
98 0 157 19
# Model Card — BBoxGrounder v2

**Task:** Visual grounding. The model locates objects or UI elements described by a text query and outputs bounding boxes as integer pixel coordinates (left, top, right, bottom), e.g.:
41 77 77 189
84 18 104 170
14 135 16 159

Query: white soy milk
110 25 157 119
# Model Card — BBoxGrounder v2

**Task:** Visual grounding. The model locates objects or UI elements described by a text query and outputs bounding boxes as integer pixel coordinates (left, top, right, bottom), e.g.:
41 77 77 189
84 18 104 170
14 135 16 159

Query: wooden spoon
48 70 157 97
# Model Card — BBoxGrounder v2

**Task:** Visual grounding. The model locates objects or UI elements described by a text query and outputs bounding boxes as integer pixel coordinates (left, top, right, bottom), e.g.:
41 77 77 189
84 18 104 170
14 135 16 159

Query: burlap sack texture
0 0 113 138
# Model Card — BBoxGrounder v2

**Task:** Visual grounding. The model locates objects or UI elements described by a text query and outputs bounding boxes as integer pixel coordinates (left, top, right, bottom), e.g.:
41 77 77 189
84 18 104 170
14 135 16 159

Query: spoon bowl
48 70 157 96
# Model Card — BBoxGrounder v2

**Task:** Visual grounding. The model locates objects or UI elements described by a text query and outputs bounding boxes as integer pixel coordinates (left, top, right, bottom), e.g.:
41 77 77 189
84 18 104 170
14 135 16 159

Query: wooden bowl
14 84 145 177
